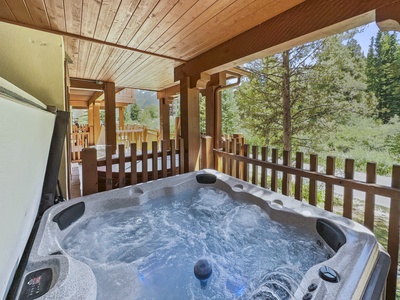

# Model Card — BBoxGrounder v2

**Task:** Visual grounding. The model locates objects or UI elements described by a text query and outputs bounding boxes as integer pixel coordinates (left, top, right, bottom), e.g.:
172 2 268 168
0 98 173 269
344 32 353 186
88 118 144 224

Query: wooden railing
208 137 399 300
81 139 184 196
71 132 89 161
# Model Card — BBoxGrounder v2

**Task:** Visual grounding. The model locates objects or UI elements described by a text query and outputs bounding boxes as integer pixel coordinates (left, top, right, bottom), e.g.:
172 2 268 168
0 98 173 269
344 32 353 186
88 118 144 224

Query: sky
353 22 400 56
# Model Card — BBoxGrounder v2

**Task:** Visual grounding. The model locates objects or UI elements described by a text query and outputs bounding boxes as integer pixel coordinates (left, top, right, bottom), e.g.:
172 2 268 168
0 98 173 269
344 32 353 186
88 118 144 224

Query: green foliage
221 89 241 135
138 105 159 129
130 103 140 121
366 31 400 123
236 31 375 152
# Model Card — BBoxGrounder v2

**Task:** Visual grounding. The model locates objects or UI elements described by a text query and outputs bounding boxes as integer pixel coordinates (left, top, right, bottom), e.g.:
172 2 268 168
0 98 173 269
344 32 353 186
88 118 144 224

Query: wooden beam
376 2 400 31
157 84 180 99
69 100 88 108
88 91 103 106
174 0 400 80
180 77 200 172
70 78 104 91
104 82 116 153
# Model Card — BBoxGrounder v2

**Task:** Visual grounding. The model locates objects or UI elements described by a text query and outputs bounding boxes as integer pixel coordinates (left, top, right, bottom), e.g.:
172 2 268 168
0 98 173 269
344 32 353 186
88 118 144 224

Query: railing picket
142 142 148 182
152 141 158 180
343 159 354 219
243 144 250 182
130 143 137 185
295 152 303 201
118 144 126 188
236 142 242 179
231 140 236 177
223 140 230 175
82 148 98 196
106 145 112 191
271 149 278 192
170 140 176 176
364 162 376 231
282 150 290 196
261 147 268 188
161 140 167 178
325 156 335 212
252 145 258 185
386 165 400 300
309 154 318 206
179 139 185 174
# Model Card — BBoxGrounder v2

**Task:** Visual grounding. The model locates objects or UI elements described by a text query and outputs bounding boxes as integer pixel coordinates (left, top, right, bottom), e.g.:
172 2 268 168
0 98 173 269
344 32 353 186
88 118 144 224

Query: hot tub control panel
19 268 52 300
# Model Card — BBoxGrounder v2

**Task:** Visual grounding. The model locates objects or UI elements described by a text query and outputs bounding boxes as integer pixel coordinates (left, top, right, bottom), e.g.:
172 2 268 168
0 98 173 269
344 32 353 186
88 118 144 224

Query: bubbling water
63 187 333 299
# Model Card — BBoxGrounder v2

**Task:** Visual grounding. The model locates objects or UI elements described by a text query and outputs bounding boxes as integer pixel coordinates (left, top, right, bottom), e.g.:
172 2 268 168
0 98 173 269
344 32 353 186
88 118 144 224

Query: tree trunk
282 50 292 152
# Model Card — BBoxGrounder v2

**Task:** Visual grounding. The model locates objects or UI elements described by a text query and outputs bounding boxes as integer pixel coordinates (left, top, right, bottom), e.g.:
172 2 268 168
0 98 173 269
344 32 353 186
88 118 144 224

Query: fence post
243 144 250 182
282 150 290 196
130 143 137 185
152 141 158 180
237 142 242 179
161 140 168 178
295 152 303 201
261 147 268 188
201 136 213 169
252 145 259 185
82 148 98 196
179 139 185 174
271 149 278 192
309 154 318 206
324 156 335 211
170 140 176 176
343 159 354 219
364 162 376 231
142 142 148 182
118 144 126 188
106 145 112 191
386 165 400 300
230 139 236 177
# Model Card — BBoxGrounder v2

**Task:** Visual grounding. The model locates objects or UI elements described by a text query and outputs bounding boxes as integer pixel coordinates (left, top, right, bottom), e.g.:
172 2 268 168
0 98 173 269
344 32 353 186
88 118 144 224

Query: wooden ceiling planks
93 0 121 40
116 0 160 46
24 0 51 28
104 0 140 44
64 0 82 34
44 0 65 31
1 0 367 91
4 0 34 25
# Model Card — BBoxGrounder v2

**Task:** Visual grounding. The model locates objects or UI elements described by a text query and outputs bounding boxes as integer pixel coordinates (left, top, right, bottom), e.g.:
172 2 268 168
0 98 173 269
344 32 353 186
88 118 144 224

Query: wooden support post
223 140 230 175
231 140 237 177
88 104 94 145
325 156 336 212
82 148 98 196
282 150 290 196
179 139 185 174
236 142 241 180
119 107 125 130
104 82 117 153
175 117 180 145
93 103 101 144
243 144 250 182
343 159 354 219
201 136 213 169
159 97 171 147
180 77 200 172
387 165 400 300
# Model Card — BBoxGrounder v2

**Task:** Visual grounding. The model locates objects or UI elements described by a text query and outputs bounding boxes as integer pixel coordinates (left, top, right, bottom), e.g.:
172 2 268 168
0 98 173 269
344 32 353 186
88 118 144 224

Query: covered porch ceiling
0 0 399 92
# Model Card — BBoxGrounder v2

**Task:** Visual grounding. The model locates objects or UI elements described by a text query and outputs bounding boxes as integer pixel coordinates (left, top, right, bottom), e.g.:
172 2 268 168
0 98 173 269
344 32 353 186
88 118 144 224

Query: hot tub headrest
53 202 85 230
316 219 346 252
196 174 217 184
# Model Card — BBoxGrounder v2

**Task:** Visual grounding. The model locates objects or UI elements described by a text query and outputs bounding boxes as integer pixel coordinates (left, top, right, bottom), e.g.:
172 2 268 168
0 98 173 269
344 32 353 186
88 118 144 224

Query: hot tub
13 170 389 300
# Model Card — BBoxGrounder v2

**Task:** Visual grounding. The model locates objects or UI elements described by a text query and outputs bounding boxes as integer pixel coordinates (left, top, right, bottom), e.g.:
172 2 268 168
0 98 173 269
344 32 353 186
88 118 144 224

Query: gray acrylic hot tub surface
18 171 386 300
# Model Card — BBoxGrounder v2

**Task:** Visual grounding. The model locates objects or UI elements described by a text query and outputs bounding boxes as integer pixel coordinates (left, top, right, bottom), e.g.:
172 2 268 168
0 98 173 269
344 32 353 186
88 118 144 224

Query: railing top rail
214 149 400 200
